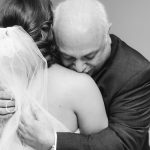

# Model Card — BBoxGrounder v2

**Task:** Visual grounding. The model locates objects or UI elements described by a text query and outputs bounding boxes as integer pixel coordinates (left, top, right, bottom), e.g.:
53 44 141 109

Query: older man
1 0 150 150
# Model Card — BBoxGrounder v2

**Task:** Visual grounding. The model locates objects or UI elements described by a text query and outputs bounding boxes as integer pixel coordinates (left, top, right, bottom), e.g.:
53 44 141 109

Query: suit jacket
57 34 150 150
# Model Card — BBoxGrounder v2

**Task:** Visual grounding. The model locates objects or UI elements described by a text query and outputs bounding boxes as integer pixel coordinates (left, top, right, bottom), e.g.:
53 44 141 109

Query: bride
0 0 108 150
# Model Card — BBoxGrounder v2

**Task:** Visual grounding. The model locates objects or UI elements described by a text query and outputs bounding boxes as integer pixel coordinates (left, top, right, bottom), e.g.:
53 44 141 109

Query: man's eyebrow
84 49 99 57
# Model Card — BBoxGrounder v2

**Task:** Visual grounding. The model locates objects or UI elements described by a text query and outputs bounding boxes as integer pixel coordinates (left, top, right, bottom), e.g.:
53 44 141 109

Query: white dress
0 26 69 150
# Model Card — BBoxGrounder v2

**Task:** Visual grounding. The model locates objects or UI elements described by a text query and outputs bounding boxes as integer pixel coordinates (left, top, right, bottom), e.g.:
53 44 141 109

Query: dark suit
57 35 150 150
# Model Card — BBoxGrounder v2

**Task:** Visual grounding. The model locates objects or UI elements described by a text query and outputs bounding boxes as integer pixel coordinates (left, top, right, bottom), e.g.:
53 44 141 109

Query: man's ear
108 23 112 33
107 23 112 44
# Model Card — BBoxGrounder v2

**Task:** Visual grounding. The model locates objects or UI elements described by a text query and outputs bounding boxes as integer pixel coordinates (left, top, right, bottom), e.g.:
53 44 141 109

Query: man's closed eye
83 51 98 60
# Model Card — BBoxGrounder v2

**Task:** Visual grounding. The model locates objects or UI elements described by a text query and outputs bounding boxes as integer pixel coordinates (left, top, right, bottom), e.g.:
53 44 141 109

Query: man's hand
18 104 55 150
0 91 15 119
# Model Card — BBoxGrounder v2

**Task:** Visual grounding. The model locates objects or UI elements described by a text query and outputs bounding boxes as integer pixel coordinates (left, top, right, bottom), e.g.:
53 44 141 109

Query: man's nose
73 60 86 73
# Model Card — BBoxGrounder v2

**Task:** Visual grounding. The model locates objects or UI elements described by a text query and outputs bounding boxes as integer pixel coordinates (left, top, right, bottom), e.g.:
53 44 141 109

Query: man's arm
56 66 150 150
0 90 15 119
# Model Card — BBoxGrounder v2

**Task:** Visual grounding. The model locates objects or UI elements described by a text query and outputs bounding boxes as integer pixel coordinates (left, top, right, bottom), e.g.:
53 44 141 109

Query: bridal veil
0 26 48 150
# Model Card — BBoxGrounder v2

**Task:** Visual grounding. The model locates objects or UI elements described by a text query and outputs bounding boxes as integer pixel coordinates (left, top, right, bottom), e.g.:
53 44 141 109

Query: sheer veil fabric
0 26 69 150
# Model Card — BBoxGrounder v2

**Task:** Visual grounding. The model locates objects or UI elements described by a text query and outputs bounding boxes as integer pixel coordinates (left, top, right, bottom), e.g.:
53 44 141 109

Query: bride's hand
17 104 55 150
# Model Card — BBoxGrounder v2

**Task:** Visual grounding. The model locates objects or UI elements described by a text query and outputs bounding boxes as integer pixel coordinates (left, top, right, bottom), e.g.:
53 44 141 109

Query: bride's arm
71 74 108 135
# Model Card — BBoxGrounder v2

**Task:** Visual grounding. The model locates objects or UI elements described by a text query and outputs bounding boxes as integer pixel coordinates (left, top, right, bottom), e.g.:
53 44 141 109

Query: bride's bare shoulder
47 64 95 92
47 64 100 112
48 64 87 80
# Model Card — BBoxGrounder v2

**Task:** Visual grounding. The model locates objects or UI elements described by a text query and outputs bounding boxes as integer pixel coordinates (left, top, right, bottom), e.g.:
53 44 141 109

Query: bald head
53 0 111 74
54 0 110 51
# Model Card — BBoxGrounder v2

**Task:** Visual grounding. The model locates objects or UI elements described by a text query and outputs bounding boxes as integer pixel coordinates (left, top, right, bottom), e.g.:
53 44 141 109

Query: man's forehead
59 34 105 54
59 45 101 57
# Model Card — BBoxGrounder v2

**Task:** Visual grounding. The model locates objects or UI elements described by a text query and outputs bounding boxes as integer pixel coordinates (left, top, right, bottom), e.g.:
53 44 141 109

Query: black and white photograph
0 0 150 150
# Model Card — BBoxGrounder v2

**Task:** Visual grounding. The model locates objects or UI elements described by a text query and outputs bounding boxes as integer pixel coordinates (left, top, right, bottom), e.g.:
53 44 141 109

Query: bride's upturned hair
0 0 60 67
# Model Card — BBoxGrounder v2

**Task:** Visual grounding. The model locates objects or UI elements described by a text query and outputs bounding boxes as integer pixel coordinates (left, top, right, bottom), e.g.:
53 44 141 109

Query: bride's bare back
46 64 108 134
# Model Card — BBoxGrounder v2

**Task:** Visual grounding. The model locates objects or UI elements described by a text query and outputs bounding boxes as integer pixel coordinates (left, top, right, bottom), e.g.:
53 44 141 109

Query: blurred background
51 0 150 60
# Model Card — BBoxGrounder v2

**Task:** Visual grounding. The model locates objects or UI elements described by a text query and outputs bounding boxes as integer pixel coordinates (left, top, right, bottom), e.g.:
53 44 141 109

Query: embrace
0 0 150 150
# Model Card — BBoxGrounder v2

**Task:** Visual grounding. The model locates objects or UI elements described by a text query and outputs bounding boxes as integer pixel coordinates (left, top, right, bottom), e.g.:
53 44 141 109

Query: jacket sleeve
56 66 150 150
